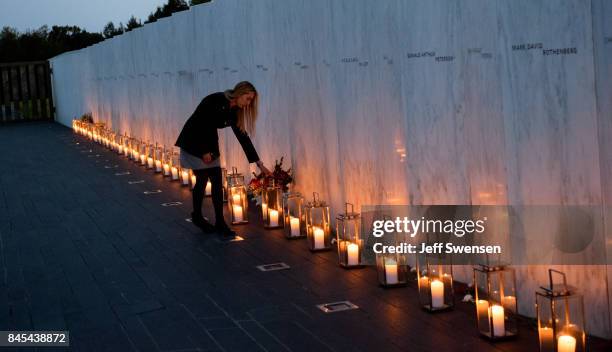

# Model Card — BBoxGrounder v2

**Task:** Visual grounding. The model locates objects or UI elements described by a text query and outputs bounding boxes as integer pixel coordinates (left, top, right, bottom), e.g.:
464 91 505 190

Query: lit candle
134 151 140 161
171 166 179 180
290 216 300 237
557 335 576 352
181 170 190 185
233 205 243 222
261 203 268 220
191 175 197 189
232 194 241 205
155 160 162 172
163 164 171 176
385 259 398 284
205 180 212 195
147 157 154 168
490 305 505 337
539 327 554 351
431 279 444 308
313 226 325 249
347 242 359 266
140 154 146 165
118 145 123 154
269 209 279 227
477 300 490 333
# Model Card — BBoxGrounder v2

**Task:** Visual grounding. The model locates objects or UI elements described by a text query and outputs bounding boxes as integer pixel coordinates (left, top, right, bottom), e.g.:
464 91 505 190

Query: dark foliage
0 0 214 63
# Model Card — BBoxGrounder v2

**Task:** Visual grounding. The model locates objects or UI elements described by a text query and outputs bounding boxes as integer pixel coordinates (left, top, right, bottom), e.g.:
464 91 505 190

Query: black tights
192 167 225 225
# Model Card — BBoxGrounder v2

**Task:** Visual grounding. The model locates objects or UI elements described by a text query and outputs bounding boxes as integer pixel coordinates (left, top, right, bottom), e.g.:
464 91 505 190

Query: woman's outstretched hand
256 161 272 176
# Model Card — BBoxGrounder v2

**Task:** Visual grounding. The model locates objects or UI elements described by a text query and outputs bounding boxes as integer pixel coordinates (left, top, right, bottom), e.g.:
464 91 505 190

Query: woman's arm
231 125 272 175
231 124 260 163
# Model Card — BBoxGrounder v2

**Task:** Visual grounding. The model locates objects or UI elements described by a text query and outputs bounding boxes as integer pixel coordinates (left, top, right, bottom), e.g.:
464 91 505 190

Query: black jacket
175 92 260 163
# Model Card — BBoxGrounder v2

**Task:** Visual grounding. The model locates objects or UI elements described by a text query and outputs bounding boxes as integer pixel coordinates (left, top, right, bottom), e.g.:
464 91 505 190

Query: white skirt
179 149 221 170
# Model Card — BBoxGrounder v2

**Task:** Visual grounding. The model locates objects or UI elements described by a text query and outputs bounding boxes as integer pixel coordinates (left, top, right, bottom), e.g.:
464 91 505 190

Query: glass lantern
170 150 179 180
417 241 454 312
304 192 332 251
130 138 140 162
262 180 284 229
104 129 111 148
336 203 363 268
154 143 163 173
162 148 171 177
122 134 130 157
227 167 248 224
473 264 518 340
283 192 305 239
139 141 147 166
376 216 408 287
109 132 117 151
536 269 586 352
180 163 190 186
145 142 154 169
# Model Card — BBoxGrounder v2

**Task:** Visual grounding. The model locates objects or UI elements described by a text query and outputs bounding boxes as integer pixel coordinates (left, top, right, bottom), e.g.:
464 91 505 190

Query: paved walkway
0 122 610 351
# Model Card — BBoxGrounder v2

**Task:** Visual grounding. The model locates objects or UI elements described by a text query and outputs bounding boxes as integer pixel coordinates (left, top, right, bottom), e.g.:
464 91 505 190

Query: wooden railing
0 61 54 122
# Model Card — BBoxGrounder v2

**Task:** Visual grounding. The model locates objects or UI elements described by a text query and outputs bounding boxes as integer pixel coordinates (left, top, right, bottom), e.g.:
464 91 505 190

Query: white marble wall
50 0 611 338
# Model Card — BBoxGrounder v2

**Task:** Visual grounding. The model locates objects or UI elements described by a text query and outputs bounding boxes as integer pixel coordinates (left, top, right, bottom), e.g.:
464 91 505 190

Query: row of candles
73 120 217 194
73 119 586 352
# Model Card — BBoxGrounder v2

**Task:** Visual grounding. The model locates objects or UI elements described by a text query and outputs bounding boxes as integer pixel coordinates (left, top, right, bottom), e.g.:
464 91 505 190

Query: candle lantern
130 138 140 161
283 192 305 239
109 132 117 150
473 264 518 339
180 164 190 186
104 129 112 148
336 203 363 268
170 150 179 180
226 167 248 224
98 128 105 145
161 148 171 176
145 142 154 169
262 180 283 229
117 131 123 150
304 192 332 251
122 134 130 157
154 143 163 172
376 217 408 287
416 242 454 311
139 142 147 166
536 269 586 352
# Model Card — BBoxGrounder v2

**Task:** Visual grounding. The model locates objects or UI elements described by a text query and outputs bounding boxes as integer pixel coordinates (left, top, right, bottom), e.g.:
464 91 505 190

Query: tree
126 16 142 31
0 25 103 63
102 21 124 38
145 0 189 23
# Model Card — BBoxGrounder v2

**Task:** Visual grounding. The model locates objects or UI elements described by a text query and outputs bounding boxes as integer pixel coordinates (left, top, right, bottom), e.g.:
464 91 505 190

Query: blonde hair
224 81 258 135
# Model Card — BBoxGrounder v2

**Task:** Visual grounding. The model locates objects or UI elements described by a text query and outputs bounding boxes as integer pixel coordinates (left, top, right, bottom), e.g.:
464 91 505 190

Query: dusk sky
0 0 167 33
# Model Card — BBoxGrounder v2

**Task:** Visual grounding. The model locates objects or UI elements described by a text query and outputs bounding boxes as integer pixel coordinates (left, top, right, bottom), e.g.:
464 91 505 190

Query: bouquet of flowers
79 112 94 123
248 157 293 201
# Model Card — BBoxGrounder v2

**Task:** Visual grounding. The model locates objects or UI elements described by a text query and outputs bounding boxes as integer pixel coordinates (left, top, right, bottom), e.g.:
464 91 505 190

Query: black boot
191 212 215 233
215 221 237 239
